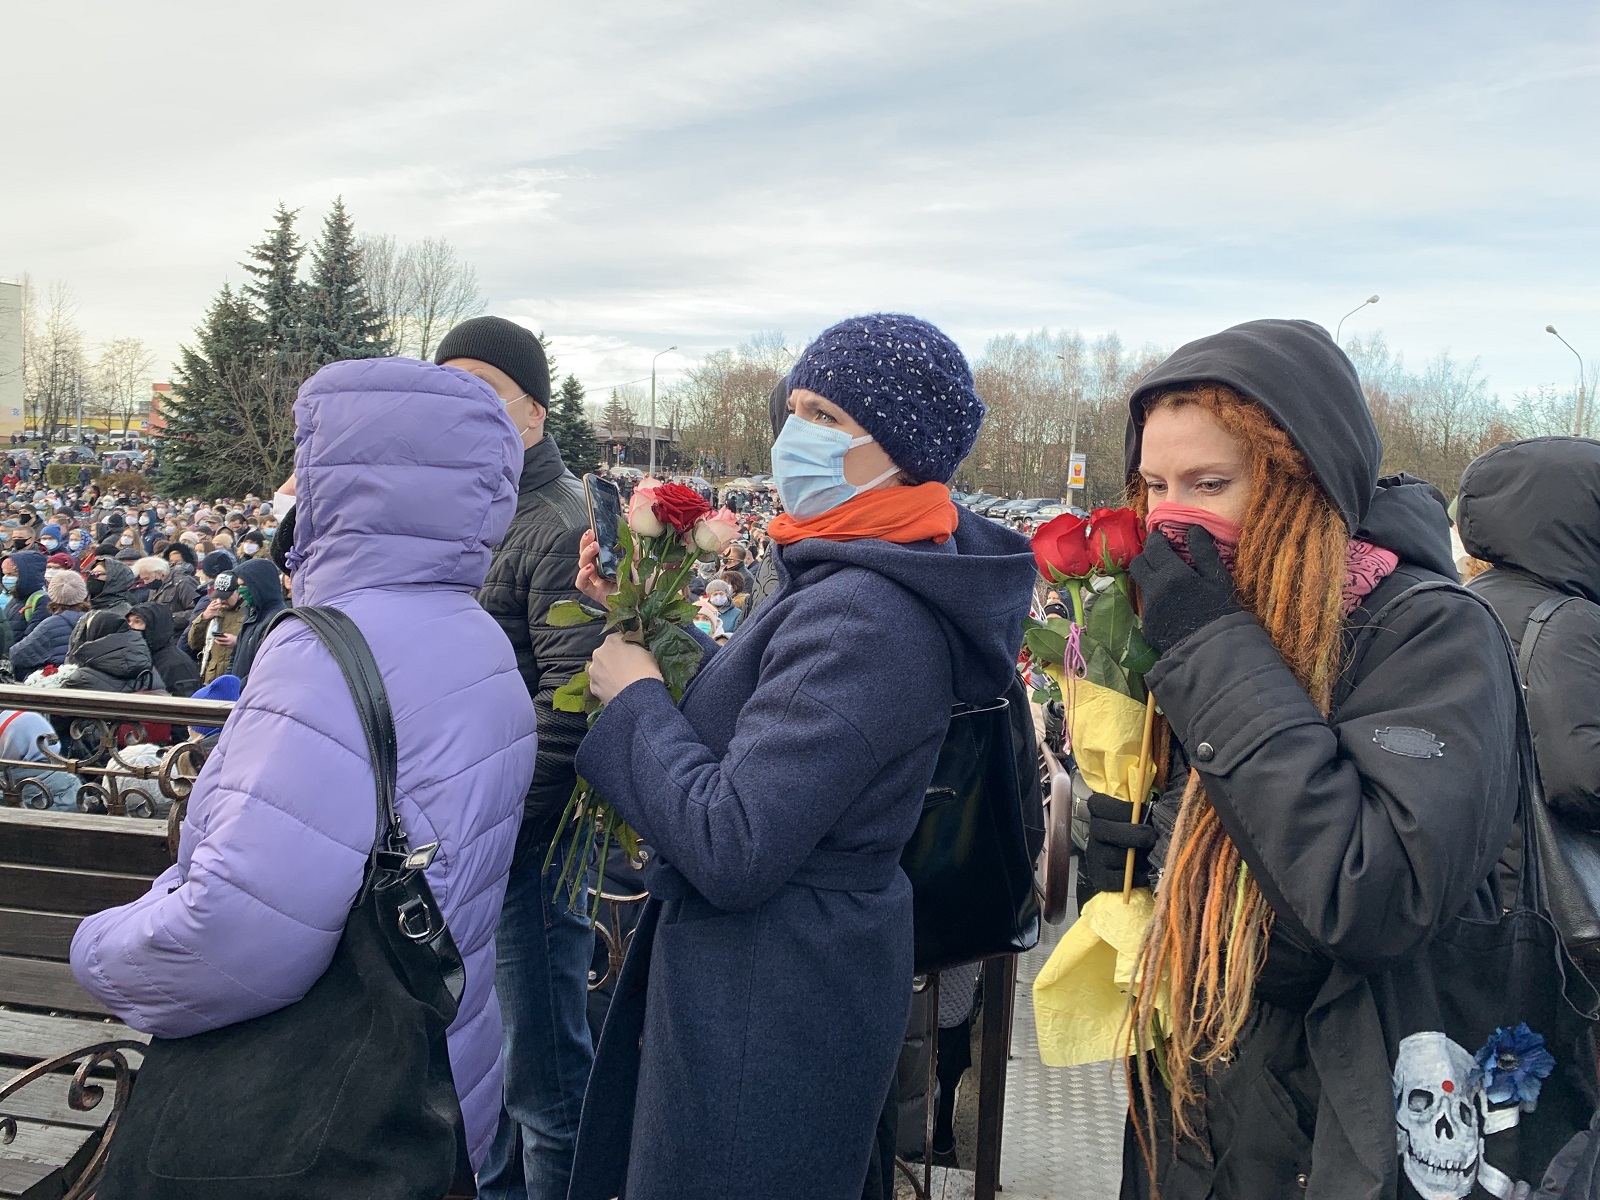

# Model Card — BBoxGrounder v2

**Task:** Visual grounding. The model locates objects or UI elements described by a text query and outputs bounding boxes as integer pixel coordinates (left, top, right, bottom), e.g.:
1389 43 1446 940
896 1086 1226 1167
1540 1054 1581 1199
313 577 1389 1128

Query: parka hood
288 357 522 608
92 558 137 609
234 557 286 615
1458 437 1600 603
1357 473 1459 580
4 550 46 601
68 613 152 680
778 507 1035 704
130 602 176 655
1125 319 1381 532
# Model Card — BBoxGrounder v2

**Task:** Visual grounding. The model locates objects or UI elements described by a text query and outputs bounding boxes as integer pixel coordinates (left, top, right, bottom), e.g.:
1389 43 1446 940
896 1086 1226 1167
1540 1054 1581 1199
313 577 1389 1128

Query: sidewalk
999 916 1127 1199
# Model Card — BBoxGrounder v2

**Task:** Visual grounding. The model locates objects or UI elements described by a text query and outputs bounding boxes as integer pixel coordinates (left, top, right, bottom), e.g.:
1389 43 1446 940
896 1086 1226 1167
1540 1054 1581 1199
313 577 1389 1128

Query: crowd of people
21 310 1600 1200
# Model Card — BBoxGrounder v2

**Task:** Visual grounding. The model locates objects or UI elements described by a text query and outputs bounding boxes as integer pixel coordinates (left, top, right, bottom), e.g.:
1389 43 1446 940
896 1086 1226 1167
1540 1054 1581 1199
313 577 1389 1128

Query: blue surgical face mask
771 415 899 520
1 577 14 592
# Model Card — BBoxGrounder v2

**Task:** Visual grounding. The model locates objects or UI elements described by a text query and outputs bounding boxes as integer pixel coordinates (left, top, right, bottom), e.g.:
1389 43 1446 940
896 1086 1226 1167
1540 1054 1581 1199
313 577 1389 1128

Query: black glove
1082 792 1158 893
1128 525 1242 654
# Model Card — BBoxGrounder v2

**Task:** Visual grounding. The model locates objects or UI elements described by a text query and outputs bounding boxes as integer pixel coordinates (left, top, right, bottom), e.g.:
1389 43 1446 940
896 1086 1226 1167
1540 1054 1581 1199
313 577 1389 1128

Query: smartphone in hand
583 474 623 581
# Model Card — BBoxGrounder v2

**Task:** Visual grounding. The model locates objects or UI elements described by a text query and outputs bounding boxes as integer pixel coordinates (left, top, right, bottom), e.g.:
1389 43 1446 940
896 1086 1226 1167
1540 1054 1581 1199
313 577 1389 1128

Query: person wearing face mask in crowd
434 315 605 1200
236 530 266 559
37 524 62 554
66 528 90 566
140 553 199 634
85 557 137 617
222 557 289 685
9 570 91 679
127 603 200 699
567 314 1037 1200
3 541 49 645
187 567 247 685
1083 320 1598 1198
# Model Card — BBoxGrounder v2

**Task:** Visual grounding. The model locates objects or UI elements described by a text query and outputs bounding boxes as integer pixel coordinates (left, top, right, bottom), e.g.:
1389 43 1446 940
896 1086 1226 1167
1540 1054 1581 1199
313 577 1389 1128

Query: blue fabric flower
1471 1023 1557 1109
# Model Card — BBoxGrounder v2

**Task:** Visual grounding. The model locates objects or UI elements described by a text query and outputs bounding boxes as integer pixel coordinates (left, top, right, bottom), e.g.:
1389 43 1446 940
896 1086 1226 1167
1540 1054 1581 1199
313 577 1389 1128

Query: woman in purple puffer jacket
70 357 539 1168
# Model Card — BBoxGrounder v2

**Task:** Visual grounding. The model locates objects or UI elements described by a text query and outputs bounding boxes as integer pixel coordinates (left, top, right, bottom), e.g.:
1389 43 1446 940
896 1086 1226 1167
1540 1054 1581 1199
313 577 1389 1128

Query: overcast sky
5 0 1597 403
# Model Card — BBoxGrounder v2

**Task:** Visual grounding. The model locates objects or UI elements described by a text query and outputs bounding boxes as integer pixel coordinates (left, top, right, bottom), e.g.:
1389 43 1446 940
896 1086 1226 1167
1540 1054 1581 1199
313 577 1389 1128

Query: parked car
670 475 715 501
960 492 1001 513
1032 503 1087 522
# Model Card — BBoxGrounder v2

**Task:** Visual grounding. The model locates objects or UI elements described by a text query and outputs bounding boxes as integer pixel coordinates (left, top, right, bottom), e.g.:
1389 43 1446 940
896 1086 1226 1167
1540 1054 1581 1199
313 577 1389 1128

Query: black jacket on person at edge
1460 437 1600 832
225 558 289 684
1121 320 1525 1200
476 434 606 833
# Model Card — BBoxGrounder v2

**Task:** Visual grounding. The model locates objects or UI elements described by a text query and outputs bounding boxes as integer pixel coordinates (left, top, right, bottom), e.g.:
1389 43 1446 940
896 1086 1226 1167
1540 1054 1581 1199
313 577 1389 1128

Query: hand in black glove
1128 525 1243 654
1082 792 1158 894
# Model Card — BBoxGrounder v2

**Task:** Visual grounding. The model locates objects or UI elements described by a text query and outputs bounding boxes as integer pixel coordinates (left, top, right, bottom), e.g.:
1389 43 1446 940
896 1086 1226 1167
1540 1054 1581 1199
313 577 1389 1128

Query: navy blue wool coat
568 509 1036 1200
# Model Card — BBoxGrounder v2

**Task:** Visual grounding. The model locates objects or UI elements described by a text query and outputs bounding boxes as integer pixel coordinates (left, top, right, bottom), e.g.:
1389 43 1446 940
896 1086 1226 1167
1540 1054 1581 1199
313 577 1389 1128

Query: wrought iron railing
0 684 235 852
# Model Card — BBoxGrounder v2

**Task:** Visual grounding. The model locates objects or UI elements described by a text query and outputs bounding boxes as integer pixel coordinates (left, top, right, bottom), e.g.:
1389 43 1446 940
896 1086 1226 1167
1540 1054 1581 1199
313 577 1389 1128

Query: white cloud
2 0 1596 408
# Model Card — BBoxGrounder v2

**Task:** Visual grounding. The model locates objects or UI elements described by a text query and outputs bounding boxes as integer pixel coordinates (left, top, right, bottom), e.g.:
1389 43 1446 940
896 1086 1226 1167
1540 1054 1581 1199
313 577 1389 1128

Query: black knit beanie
433 316 551 409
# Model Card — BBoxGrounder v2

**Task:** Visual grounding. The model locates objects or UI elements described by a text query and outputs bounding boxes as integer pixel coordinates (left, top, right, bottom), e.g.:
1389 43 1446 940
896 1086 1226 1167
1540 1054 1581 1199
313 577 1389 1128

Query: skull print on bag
1392 1033 1481 1200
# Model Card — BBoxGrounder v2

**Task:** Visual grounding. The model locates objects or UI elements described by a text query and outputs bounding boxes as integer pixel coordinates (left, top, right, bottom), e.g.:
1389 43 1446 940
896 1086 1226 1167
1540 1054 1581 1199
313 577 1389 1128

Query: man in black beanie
436 316 600 1200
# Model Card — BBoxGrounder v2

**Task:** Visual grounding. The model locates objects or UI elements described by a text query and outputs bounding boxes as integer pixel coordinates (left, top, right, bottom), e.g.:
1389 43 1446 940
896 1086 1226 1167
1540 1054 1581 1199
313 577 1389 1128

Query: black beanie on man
433 316 552 409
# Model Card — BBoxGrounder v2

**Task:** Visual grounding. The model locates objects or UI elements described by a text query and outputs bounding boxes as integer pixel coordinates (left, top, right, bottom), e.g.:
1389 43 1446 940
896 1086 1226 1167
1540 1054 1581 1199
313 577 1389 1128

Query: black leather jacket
477 435 607 832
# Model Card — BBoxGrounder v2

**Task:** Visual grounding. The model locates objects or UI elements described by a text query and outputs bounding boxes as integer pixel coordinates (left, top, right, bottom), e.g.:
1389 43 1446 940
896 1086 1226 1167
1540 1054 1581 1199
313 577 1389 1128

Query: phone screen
584 474 623 581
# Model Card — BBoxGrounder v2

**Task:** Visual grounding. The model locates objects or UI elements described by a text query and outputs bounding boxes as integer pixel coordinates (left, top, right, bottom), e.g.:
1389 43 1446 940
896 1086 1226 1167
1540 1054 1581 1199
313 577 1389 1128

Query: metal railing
0 684 236 852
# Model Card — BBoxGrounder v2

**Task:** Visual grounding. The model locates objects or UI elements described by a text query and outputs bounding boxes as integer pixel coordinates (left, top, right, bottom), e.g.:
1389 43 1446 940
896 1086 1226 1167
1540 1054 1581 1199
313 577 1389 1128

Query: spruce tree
304 197 391 365
241 204 308 350
158 286 274 496
548 374 601 475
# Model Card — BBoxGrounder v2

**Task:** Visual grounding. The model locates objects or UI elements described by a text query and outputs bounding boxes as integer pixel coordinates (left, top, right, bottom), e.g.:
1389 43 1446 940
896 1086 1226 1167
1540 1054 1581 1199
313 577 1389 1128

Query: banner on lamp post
1068 453 1086 490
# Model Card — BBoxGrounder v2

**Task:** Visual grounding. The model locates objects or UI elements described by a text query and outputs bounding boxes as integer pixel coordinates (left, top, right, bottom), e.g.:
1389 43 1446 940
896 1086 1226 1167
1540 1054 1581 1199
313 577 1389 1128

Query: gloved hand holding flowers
551 478 740 912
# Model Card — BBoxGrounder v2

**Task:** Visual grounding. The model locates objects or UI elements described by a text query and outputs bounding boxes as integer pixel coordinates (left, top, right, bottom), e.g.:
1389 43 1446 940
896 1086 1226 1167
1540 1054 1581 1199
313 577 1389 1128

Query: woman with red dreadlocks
1097 319 1597 1198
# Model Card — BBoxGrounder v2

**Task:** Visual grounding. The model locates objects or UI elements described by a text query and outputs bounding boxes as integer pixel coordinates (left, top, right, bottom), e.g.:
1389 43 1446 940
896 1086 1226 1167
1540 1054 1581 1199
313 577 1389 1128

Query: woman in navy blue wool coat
567 314 1038 1200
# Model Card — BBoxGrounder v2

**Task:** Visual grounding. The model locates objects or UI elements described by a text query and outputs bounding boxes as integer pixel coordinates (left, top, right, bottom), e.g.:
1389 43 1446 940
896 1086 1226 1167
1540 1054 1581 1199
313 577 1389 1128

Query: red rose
1031 512 1093 580
1086 507 1145 570
650 483 712 536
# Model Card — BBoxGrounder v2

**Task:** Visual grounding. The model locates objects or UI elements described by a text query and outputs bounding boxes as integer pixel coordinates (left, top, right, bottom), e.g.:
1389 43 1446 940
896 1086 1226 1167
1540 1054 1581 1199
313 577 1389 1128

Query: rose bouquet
1028 507 1168 1067
1021 507 1154 707
545 479 740 913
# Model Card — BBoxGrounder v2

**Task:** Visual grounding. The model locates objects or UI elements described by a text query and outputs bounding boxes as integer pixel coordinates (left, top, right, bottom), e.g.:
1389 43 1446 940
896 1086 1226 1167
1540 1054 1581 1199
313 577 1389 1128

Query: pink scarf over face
1146 502 1398 616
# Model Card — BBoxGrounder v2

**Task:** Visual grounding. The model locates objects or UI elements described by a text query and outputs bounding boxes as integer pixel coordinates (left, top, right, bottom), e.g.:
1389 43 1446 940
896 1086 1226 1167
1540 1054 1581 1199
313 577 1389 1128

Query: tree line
640 325 1583 505
14 279 160 441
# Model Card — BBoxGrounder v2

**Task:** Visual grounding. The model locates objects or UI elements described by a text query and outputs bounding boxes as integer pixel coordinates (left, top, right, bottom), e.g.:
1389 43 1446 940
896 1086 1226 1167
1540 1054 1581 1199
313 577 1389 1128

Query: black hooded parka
1459 437 1600 832
1122 320 1530 1200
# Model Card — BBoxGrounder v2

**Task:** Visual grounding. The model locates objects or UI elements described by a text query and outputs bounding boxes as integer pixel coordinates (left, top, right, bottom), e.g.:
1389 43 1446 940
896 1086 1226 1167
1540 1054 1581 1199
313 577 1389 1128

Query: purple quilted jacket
70 357 538 1168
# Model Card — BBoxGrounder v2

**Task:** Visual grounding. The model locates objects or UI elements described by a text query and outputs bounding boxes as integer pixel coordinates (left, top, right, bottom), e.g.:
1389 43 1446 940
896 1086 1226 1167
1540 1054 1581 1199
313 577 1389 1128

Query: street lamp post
1547 325 1588 438
1335 294 1381 344
648 346 676 478
1056 352 1082 500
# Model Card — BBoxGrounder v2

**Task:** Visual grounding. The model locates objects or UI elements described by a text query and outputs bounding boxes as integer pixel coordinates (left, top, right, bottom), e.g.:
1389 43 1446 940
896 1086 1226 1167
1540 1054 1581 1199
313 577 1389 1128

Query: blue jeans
478 823 596 1200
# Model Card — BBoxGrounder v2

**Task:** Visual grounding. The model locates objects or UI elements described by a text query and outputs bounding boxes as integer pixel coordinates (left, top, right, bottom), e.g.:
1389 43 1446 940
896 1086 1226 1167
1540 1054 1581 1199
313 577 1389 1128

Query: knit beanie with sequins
787 313 984 484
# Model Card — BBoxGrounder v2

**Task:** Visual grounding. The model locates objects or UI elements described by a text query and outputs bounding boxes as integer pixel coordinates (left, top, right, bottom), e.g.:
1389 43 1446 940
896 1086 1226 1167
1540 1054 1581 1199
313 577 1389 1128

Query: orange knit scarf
767 482 960 546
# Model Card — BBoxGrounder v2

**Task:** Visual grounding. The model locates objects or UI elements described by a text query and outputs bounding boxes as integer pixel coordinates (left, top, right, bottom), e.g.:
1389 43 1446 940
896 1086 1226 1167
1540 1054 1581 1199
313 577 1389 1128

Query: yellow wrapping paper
1033 889 1164 1066
1031 673 1161 1066
1061 674 1149 800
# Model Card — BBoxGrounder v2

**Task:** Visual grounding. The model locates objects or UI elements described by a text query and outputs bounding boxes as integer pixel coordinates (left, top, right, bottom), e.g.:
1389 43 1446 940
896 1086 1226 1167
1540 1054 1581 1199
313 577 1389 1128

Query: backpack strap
1518 595 1579 682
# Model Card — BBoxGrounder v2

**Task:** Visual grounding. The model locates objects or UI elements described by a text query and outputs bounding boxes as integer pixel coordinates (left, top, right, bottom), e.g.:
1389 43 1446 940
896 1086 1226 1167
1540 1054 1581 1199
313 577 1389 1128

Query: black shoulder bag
900 671 1043 973
1515 595 1600 968
99 606 476 1200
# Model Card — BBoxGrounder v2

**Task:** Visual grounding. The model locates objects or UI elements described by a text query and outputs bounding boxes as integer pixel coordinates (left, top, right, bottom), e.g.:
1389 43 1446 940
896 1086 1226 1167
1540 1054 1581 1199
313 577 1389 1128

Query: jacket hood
778 507 1035 703
130 602 175 654
93 558 136 608
69 613 151 679
4 550 46 600
234 557 286 615
1458 437 1600 603
289 358 523 607
1357 473 1458 579
1125 319 1380 532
